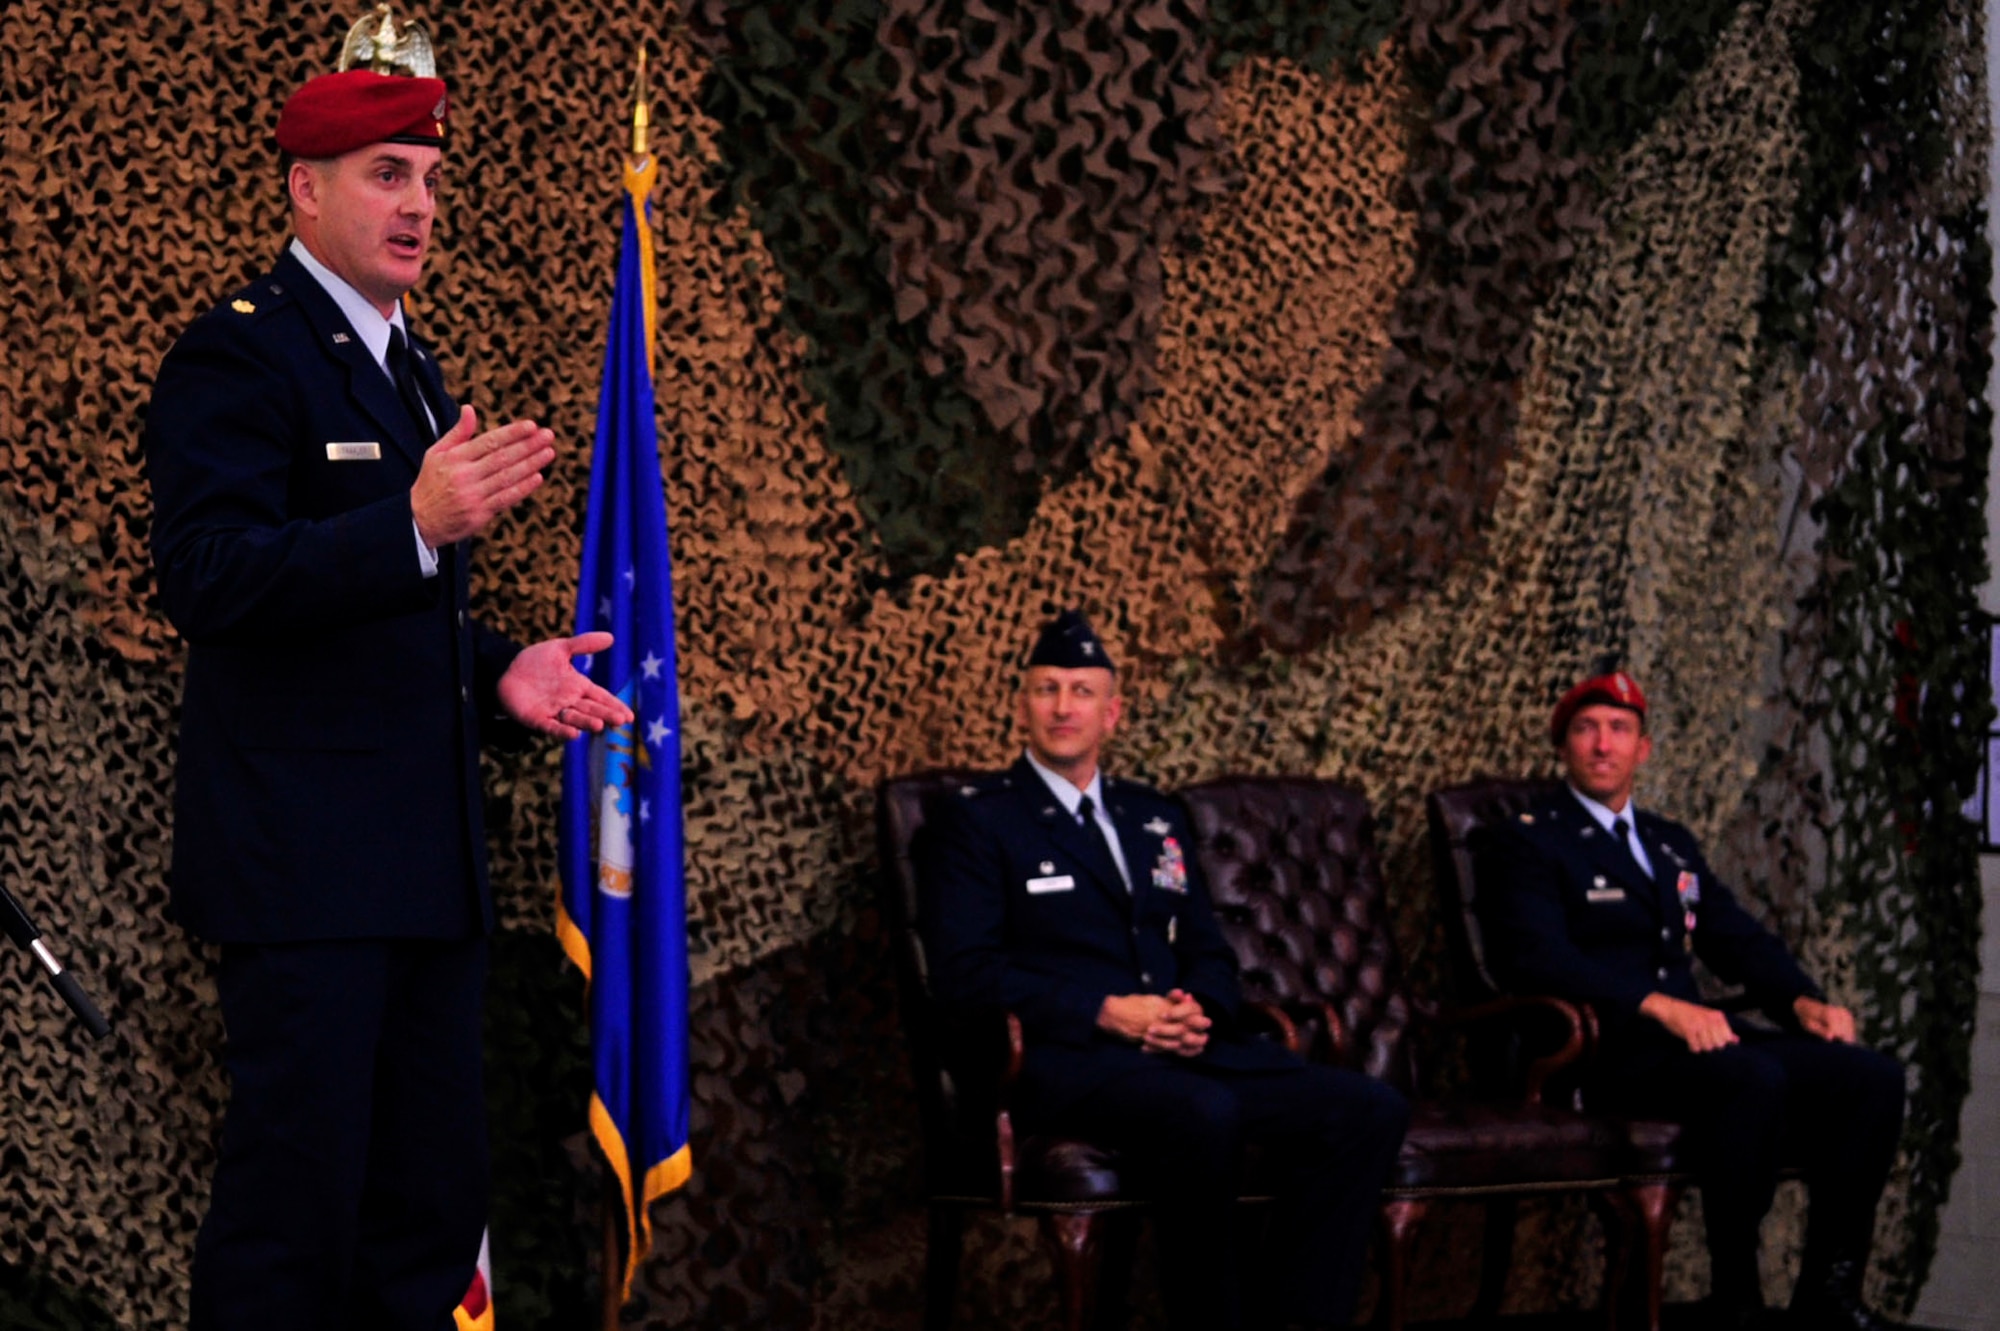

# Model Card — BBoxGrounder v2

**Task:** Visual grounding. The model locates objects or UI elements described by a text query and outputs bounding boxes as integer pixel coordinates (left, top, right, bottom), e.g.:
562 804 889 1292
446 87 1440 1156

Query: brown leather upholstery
1180 775 1683 1331
1182 776 1413 1087
1427 777 1567 1006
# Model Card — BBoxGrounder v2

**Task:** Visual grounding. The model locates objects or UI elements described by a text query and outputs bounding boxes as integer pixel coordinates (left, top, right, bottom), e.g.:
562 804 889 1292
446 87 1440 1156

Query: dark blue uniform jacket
920 758 1300 1115
1475 787 1820 1048
145 249 517 944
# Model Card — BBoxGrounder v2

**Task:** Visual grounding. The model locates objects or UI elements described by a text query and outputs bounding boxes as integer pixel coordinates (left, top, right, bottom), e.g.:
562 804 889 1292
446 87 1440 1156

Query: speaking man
144 42 631 1331
920 610 1409 1331
1476 670 1905 1331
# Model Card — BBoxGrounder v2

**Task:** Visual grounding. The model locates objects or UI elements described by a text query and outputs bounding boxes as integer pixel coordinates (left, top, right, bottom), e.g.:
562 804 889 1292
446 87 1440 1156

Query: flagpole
601 1171 623 1331
596 51 652 1331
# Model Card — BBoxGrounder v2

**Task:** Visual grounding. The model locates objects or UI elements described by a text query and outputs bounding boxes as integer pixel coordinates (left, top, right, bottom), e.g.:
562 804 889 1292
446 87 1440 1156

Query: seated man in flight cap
145 18 630 1330
1476 668 1905 1331
920 610 1409 1331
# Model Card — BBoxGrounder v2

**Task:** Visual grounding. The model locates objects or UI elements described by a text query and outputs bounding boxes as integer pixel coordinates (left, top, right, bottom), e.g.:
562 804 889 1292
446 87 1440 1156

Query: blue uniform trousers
1029 1057 1409 1330
1586 1030 1903 1303
189 937 489 1331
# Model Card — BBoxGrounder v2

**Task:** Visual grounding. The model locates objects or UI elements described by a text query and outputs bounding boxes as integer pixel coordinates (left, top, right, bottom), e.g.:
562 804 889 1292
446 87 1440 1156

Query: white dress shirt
287 238 440 578
1025 749 1133 892
1568 784 1656 879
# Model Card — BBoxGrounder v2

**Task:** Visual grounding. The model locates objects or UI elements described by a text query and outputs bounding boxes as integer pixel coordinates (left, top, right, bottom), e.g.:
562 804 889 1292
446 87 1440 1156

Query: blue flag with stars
558 153 689 1302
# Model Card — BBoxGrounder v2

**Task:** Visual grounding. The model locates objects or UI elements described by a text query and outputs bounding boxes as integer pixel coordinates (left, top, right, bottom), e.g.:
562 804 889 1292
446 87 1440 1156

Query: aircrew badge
1143 817 1171 837
1152 837 1189 894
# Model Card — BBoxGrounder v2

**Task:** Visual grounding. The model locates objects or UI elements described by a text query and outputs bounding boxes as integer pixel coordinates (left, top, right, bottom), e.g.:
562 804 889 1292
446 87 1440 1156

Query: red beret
1550 671 1647 744
276 69 448 158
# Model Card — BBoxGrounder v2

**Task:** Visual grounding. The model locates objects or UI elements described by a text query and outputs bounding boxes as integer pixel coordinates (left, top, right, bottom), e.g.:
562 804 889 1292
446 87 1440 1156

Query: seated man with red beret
145 26 629 1331
1476 669 1905 1331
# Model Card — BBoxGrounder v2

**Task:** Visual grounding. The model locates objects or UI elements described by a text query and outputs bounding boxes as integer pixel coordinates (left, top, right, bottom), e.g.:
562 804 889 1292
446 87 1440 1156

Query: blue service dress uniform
921 758 1409 1330
1475 788 1904 1304
145 247 512 1330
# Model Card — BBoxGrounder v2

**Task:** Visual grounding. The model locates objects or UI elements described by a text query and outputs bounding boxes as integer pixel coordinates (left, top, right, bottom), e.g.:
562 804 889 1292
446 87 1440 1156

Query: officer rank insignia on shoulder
231 299 255 314
1518 812 1535 825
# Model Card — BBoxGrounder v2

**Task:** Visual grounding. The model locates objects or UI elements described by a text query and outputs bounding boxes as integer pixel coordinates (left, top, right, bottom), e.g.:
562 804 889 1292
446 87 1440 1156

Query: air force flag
558 151 690 1302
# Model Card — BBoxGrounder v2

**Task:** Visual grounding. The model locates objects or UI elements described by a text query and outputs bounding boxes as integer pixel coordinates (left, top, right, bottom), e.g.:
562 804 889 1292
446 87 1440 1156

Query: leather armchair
878 769 1136 1331
1181 775 1684 1331
1427 777 1688 1331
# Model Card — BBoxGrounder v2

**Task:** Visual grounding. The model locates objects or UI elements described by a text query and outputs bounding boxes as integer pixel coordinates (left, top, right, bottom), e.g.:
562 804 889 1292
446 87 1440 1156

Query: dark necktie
387 326 435 438
1611 816 1645 878
1077 795 1129 892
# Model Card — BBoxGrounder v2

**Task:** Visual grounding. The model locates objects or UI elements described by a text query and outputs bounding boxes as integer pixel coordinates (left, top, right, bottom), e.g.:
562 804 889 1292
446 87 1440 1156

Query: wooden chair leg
1472 1196 1518 1321
1091 1211 1140 1331
923 1204 963 1331
1620 1180 1681 1331
1040 1210 1107 1331
1596 1190 1633 1331
1376 1197 1427 1331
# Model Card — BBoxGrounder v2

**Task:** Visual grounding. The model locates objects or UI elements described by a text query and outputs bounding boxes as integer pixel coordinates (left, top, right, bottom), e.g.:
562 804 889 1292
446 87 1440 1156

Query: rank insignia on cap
231 299 255 314
1025 609 1117 671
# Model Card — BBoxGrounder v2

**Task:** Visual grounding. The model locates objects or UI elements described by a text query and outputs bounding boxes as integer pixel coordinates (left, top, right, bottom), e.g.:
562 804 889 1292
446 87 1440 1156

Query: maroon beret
276 69 448 158
1550 670 1647 744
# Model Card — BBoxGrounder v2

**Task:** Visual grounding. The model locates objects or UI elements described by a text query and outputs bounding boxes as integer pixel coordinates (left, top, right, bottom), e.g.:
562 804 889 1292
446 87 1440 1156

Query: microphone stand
0 882 109 1039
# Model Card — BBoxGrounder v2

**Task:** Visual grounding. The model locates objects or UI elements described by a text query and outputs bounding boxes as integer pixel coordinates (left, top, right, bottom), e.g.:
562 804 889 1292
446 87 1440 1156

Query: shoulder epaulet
1515 800 1572 829
215 274 297 323
952 773 1013 801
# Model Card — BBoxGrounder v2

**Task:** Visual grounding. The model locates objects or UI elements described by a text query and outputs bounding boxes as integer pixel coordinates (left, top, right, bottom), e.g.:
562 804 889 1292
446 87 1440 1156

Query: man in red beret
1477 669 1905 1331
145 55 632 1331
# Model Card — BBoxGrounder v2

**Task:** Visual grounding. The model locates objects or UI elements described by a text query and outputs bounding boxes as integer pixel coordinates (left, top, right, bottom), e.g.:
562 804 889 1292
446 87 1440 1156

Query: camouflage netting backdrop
0 0 1989 1325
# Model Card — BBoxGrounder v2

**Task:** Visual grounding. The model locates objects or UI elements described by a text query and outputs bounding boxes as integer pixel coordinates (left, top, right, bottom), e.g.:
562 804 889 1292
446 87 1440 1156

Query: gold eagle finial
337 5 437 78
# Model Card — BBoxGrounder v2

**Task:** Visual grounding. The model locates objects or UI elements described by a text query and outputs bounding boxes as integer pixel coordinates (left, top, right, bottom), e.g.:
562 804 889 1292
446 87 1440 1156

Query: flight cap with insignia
1024 609 1116 672
276 7 448 159
1550 661 1647 744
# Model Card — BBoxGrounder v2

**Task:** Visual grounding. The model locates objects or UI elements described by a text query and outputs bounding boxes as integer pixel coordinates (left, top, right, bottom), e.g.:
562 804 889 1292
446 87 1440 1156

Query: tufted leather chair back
1179 776 1414 1091
878 769 995 1190
1425 777 1565 1005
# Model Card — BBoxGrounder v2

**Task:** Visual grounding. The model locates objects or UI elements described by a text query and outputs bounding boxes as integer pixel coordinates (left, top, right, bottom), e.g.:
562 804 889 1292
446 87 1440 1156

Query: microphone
0 883 110 1039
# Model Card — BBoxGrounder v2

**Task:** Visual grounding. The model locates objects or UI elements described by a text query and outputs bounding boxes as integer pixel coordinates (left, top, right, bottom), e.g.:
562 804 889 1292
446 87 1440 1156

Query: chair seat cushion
1390 1100 1683 1192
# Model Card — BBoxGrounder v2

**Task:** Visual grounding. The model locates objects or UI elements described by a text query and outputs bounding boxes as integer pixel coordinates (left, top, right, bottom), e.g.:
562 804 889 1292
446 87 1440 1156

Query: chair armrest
1420 994 1588 1106
1240 1000 1304 1055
